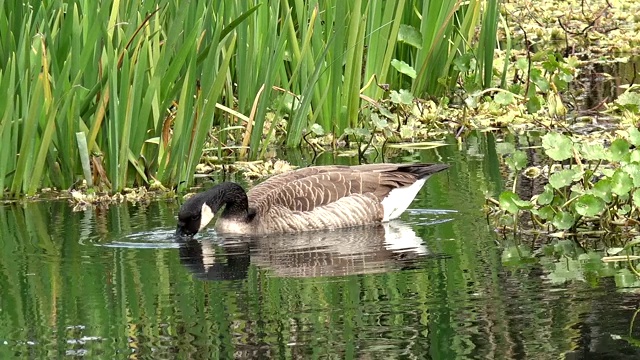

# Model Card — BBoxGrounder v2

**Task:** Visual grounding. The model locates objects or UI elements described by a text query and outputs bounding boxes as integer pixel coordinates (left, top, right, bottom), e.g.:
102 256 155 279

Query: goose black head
176 191 216 237
176 182 250 237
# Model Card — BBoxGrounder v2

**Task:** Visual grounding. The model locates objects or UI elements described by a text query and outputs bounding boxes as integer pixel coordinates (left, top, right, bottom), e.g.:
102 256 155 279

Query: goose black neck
208 182 249 219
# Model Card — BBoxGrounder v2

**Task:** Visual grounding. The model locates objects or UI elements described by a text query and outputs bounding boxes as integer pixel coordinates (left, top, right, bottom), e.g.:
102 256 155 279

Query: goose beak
175 222 192 237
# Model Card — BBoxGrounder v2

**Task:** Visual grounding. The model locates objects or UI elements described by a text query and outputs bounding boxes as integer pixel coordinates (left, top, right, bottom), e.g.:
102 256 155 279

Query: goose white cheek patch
199 203 215 231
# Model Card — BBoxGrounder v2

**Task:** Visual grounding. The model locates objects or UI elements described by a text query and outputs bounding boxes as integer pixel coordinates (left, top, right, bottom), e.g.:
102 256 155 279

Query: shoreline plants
0 0 499 197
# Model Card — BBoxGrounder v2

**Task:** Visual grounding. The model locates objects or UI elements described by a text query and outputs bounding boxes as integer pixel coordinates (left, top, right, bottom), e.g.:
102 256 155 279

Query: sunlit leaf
619 204 631 215
505 150 528 171
495 142 515 155
397 24 422 48
370 113 388 129
537 184 555 205
542 132 573 161
608 139 630 162
552 211 574 230
590 178 612 203
310 123 325 136
611 169 633 196
623 163 640 186
574 194 605 217
614 269 640 288
533 205 555 220
579 143 607 160
391 59 417 79
633 192 640 209
549 169 577 189
494 91 515 105
628 127 640 146
499 191 532 214
615 91 640 111
390 89 414 105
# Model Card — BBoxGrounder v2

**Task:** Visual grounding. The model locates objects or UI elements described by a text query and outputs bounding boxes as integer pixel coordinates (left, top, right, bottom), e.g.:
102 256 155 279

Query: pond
1 133 640 359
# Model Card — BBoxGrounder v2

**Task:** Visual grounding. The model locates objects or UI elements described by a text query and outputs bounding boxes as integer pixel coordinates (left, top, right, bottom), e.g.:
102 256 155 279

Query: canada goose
176 163 449 236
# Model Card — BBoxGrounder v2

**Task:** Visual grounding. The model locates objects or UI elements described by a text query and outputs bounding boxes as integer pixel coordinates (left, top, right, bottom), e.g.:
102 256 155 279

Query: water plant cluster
490 128 640 236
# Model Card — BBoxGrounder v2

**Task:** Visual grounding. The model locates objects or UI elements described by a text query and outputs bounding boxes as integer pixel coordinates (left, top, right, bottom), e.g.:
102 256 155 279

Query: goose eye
191 214 201 221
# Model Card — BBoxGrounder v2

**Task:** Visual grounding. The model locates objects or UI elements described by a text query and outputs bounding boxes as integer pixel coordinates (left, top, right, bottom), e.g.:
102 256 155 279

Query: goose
175 163 449 236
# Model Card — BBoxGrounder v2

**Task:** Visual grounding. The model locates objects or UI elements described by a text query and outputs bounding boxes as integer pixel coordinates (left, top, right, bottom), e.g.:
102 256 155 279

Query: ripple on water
99 228 181 249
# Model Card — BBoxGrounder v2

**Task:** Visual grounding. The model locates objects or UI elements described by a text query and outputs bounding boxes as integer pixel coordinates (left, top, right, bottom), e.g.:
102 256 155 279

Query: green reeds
0 0 499 196
0 0 248 196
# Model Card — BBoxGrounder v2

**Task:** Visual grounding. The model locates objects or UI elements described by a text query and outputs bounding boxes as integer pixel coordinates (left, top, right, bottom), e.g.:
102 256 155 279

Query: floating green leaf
579 143 607 160
499 191 532 214
574 194 605 217
633 191 640 209
615 91 640 112
390 89 414 105
611 169 633 196
609 139 630 162
628 127 640 147
623 163 640 186
501 246 534 266
552 211 575 230
533 205 555 220
537 184 555 205
549 169 577 189
505 150 528 171
494 91 515 105
590 178 612 203
542 133 573 161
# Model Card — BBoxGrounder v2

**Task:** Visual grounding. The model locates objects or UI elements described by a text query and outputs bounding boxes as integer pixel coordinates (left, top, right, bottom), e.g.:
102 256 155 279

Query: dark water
2 133 640 359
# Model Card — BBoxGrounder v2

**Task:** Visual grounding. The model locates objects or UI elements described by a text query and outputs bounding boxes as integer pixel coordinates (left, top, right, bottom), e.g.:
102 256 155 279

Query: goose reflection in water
177 220 441 281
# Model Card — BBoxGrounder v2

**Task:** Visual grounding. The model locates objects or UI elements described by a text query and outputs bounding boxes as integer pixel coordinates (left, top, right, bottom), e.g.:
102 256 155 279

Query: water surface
1 134 639 359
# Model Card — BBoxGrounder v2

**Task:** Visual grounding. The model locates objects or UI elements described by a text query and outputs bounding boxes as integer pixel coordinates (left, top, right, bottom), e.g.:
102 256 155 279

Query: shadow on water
2 132 640 358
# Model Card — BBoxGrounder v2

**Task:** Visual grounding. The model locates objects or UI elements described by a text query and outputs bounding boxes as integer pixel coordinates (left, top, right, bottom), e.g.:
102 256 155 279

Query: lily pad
542 133 573 161
390 89 414 105
611 169 633 196
590 178 612 203
549 169 577 189
499 191 532 214
574 194 605 217
628 127 640 147
536 184 555 205
506 150 528 171
608 139 630 162
494 91 515 106
622 163 640 187
579 143 607 160
552 211 575 230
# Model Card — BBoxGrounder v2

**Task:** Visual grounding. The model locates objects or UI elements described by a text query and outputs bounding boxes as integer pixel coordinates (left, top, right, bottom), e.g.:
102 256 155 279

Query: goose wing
247 163 445 215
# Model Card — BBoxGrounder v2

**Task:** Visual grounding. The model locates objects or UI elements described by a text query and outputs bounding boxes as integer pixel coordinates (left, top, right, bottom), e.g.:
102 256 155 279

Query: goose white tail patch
381 178 427 221
199 203 215 231
383 222 428 255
